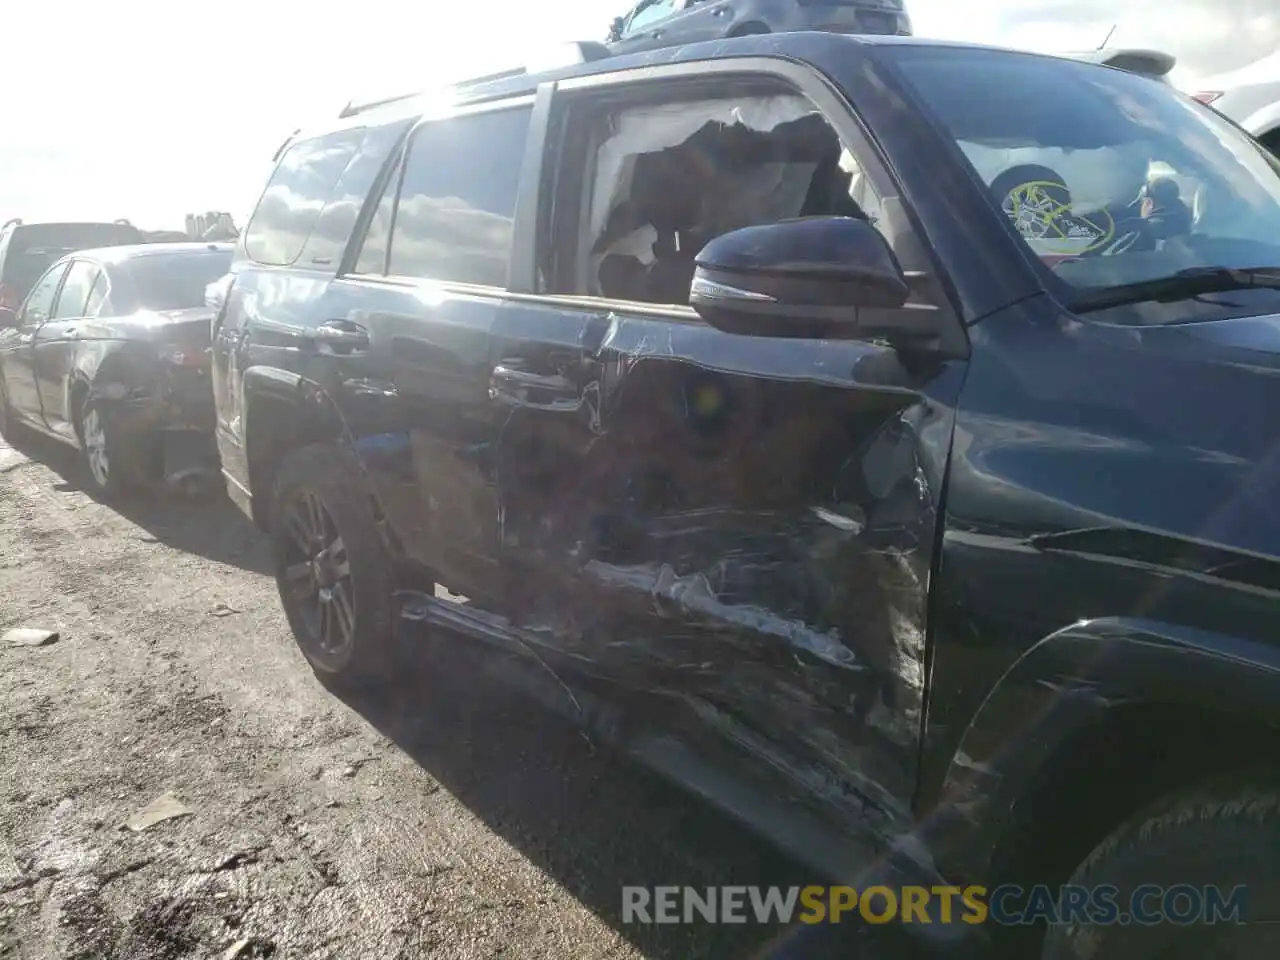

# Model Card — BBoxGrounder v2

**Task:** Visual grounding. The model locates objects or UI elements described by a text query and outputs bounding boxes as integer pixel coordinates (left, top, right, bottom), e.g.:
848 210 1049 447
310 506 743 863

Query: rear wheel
271 443 395 682
0 377 15 438
1042 772 1280 959
77 396 140 496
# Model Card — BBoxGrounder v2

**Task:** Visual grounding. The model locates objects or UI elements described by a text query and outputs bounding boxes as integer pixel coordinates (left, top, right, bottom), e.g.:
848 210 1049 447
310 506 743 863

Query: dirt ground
0 430 813 960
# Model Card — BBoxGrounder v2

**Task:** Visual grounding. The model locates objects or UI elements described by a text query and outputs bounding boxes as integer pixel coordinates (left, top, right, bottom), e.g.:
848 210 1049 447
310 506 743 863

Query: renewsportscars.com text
621 884 1249 926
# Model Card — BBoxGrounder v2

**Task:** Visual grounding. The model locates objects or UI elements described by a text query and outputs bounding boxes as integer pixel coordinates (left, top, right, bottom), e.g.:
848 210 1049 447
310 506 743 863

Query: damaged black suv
214 34 1280 960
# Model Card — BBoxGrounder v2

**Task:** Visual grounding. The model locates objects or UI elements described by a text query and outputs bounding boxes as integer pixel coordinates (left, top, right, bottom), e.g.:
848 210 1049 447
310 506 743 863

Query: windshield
123 250 232 312
886 46 1280 323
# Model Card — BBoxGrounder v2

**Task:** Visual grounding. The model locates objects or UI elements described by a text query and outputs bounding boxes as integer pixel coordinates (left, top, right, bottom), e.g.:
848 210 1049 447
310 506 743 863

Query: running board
395 588 550 650
393 591 984 957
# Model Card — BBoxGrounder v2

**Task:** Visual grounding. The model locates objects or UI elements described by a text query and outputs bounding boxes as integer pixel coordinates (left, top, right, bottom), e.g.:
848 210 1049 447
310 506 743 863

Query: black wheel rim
279 489 355 661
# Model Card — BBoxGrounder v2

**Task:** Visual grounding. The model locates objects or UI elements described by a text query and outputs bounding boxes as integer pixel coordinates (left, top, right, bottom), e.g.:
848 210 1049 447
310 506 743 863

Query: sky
2 0 1277 230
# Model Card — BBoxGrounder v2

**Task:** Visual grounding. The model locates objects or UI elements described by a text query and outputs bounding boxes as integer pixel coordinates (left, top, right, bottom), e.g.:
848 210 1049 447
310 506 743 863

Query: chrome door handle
312 320 370 354
489 363 580 409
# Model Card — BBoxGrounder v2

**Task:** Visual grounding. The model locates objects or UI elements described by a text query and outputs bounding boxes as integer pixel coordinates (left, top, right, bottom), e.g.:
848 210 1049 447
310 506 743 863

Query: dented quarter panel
491 297 966 846
31 309 217 440
214 269 334 493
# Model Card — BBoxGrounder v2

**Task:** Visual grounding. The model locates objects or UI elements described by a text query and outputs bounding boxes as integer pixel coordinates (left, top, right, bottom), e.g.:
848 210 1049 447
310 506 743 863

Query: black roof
316 33 1025 135
71 242 234 264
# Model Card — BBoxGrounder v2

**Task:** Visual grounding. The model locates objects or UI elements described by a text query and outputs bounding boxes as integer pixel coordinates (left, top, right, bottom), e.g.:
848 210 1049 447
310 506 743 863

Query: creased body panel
491 298 965 844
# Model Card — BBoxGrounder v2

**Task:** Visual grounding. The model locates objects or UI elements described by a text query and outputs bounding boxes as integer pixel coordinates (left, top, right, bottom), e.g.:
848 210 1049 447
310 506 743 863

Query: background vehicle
1193 52 1280 156
215 35 1279 960
0 242 232 496
605 0 911 53
0 218 143 324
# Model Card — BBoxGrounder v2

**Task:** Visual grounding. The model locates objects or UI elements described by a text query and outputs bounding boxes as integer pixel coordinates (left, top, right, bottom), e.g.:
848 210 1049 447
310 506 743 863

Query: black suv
606 0 912 53
0 218 143 321
214 34 1280 959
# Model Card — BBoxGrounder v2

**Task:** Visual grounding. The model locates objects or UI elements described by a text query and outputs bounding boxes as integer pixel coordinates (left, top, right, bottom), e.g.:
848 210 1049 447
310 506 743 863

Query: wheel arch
240 366 345 529
67 347 149 441
936 616 1280 901
67 373 91 432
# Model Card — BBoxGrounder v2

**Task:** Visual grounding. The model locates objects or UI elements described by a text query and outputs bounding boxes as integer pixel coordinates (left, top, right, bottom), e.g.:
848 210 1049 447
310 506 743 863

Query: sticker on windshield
1001 180 1116 261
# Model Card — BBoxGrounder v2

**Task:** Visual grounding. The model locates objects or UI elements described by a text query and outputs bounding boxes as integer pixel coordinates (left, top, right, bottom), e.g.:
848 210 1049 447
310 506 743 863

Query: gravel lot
0 430 812 960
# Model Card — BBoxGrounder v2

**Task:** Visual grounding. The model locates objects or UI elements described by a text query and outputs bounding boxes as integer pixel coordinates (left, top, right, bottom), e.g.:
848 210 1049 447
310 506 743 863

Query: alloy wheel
279 488 356 662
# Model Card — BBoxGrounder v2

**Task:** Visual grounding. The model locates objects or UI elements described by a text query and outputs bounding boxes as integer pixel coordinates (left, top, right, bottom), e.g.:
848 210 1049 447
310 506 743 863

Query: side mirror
690 217 915 340
0 307 18 329
608 16 626 41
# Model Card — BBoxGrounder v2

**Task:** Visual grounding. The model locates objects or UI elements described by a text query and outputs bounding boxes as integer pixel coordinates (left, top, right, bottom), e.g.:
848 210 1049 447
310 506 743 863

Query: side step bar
392 587 986 956
396 588 532 648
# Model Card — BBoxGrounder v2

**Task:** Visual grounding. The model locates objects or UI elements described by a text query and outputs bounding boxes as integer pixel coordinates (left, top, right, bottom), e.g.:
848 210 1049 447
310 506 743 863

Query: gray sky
2 0 1277 227
962 0 1279 80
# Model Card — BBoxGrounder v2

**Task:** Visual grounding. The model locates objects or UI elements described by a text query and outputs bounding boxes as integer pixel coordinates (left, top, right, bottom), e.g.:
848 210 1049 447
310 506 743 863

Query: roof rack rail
524 40 613 72
271 127 302 162
335 68 530 120
337 42 613 121
338 90 424 119
455 66 529 88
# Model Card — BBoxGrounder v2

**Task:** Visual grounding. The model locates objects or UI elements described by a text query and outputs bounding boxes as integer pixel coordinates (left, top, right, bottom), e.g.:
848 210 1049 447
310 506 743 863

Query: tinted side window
306 122 411 270
22 264 69 325
52 261 100 319
387 106 531 287
85 271 109 316
627 0 676 33
244 128 366 267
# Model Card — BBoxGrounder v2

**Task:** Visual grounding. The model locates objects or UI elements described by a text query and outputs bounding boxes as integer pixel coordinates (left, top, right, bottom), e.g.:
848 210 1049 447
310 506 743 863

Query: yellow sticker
1002 180 1115 256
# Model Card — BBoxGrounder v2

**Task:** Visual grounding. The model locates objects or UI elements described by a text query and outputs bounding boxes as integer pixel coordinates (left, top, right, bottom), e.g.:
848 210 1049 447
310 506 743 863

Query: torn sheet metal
490 295 953 842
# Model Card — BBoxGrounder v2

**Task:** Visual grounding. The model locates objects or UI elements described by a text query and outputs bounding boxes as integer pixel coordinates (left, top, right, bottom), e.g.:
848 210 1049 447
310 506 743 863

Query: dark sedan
0 242 232 496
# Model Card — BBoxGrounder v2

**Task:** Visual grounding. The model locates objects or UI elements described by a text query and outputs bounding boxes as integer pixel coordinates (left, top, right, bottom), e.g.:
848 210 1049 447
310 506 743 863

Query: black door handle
652 28 664 38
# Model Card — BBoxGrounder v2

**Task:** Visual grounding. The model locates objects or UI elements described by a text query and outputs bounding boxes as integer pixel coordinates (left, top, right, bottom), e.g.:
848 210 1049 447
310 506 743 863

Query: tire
77 395 141 497
270 443 395 683
1042 772 1280 959
0 376 15 438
